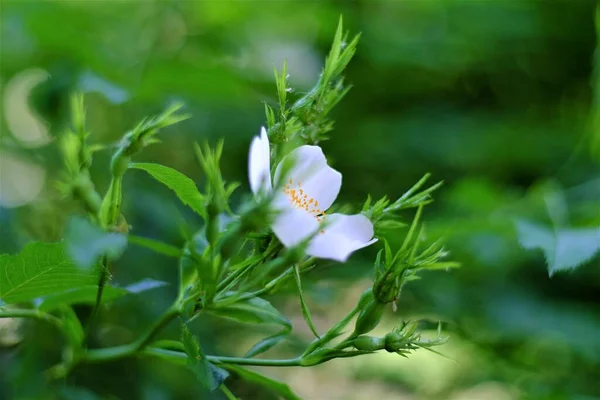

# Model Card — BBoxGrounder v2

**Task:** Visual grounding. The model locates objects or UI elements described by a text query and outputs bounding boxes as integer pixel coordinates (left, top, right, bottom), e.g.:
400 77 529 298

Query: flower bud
352 335 385 351
384 331 404 352
352 297 385 337
373 271 402 304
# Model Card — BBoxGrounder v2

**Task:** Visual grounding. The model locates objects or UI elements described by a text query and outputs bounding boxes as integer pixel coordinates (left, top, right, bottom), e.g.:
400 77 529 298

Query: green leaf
243 330 289 359
293 264 320 338
210 296 290 327
128 235 183 258
65 216 127 269
37 279 168 311
516 220 600 276
130 163 205 218
181 322 229 391
0 242 100 304
223 365 301 400
209 296 292 357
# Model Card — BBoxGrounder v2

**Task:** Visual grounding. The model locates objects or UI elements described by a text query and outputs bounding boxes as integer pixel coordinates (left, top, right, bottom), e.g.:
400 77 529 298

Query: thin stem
0 308 62 330
215 266 294 307
85 303 182 363
46 302 183 381
220 384 239 400
303 305 361 356
143 347 302 367
73 173 102 216
84 259 110 344
134 304 181 350
217 238 280 295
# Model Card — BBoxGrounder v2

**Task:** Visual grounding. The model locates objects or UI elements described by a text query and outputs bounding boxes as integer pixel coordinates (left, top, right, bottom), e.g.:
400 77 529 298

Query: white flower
248 127 377 262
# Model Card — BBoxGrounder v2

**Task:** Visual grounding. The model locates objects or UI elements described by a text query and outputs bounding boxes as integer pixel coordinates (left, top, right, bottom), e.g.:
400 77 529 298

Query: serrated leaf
0 242 100 304
223 365 301 400
209 296 291 357
131 163 205 218
181 322 229 391
65 216 127 269
516 220 600 276
293 264 320 338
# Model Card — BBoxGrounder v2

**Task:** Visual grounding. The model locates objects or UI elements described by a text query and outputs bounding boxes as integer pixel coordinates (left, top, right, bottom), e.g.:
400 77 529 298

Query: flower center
283 178 326 224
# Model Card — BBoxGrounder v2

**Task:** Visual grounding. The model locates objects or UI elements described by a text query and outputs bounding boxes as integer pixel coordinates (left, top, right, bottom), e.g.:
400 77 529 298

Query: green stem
84 259 110 344
215 266 295 307
47 302 182 381
85 303 182 363
143 347 302 367
73 173 102 216
220 384 239 400
134 304 182 350
303 305 361 356
0 308 63 330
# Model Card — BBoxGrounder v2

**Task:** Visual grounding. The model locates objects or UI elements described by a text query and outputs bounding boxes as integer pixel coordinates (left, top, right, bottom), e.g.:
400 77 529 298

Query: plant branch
143 347 303 367
0 308 63 330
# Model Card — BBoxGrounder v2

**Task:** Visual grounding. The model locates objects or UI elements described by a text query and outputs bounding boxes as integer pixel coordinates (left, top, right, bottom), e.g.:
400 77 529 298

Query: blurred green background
1 1 599 399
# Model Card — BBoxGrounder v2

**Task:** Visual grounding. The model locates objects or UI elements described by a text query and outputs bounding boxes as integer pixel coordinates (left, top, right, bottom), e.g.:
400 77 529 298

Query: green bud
357 287 375 308
352 298 385 337
352 335 385 351
373 270 403 304
384 331 404 352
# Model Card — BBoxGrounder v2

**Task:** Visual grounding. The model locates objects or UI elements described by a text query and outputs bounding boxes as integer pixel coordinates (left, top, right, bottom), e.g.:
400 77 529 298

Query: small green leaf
128 235 182 258
516 220 600 276
65 216 127 269
210 296 290 327
181 322 228 391
223 365 301 400
209 296 292 357
0 242 100 304
243 330 289 359
293 264 320 338
130 163 205 218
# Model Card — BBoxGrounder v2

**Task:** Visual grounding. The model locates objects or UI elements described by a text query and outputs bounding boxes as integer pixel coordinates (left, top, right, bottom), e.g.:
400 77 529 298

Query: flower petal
248 127 272 195
306 213 377 262
274 145 342 211
272 206 320 248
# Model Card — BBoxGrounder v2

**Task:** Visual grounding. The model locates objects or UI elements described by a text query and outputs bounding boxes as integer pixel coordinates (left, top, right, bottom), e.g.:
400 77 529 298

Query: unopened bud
352 297 385 337
352 335 384 351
